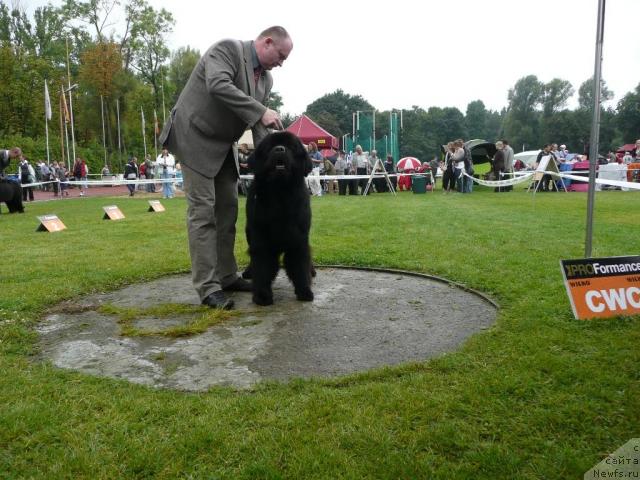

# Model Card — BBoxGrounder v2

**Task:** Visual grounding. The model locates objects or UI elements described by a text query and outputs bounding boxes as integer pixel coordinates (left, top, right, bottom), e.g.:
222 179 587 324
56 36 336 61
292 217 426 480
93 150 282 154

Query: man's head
255 26 292 70
0 147 21 172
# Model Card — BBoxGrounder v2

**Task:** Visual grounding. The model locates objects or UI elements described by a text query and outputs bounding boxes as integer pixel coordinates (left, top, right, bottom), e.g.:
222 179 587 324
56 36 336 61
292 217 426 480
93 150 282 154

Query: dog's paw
295 288 314 302
253 292 273 306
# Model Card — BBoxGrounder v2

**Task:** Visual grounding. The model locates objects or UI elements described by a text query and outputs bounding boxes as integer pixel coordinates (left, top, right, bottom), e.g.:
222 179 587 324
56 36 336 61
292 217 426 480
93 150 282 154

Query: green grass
1 187 639 479
97 303 238 337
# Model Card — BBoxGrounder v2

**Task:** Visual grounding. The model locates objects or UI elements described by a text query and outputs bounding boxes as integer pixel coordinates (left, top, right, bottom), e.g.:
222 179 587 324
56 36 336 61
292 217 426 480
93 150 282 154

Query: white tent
514 150 541 167
238 130 254 149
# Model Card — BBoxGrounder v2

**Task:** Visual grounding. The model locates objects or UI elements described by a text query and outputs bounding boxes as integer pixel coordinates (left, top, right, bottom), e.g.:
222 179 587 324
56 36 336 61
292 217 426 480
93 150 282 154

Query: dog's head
250 131 312 181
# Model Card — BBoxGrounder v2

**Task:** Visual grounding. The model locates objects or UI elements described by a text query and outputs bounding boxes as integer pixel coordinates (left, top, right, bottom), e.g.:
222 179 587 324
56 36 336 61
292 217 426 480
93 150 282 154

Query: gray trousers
182 152 239 300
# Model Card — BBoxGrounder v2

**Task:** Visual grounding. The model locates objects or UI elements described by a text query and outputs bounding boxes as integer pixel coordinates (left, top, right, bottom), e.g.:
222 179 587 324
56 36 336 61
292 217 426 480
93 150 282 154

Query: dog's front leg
251 250 278 306
284 248 314 302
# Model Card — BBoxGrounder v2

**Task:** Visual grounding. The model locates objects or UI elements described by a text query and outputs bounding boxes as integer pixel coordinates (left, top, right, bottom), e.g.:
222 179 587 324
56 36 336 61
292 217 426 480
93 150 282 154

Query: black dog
0 180 24 213
245 131 314 306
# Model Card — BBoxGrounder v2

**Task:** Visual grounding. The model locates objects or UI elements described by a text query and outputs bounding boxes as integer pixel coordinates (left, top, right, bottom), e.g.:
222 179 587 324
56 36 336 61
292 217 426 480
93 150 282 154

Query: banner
44 81 52 120
560 256 640 319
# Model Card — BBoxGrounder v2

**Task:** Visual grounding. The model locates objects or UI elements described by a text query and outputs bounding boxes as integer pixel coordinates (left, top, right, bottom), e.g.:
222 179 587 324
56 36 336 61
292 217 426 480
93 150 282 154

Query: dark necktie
253 67 262 86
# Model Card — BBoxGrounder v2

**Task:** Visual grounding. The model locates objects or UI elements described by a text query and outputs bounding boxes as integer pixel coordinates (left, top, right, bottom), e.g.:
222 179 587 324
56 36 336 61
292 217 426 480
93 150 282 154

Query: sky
23 0 640 116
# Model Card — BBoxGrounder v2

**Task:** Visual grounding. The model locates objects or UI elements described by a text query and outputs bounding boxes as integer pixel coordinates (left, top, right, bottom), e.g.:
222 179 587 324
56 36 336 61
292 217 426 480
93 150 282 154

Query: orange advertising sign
102 205 125 220
36 215 67 232
148 200 165 212
560 256 640 319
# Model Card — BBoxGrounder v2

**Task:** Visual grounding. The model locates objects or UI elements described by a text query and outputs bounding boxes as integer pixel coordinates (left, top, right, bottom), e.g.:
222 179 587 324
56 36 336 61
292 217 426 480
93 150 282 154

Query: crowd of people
3 149 184 200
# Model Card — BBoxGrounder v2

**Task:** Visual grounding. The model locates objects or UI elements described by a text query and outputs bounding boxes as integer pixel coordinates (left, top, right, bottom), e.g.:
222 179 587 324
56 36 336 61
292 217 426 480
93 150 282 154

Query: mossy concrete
37 268 497 391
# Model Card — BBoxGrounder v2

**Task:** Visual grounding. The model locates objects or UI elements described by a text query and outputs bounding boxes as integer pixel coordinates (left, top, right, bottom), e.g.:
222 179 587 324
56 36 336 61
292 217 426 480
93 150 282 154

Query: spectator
622 151 633 165
144 155 156 193
73 158 88 196
492 141 506 192
352 145 371 195
124 156 138 196
502 139 515 192
18 156 35 201
156 148 175 199
334 151 350 195
174 162 183 190
238 143 251 195
384 154 397 191
56 162 69 197
307 142 323 196
442 142 456 194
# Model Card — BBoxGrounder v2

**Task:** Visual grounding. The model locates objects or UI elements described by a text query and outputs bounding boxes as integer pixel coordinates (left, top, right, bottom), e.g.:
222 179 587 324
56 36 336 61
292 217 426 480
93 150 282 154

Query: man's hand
260 109 283 130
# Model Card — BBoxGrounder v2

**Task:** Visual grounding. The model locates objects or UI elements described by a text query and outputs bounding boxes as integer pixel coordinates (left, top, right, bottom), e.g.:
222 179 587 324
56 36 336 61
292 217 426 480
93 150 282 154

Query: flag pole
585 0 606 258
58 88 65 165
44 80 51 164
101 95 107 167
116 98 122 171
141 106 147 159
153 109 158 158
61 85 71 171
66 38 77 164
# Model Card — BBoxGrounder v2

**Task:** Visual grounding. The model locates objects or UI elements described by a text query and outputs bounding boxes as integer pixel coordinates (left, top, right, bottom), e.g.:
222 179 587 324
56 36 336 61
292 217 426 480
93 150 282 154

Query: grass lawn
1 185 638 479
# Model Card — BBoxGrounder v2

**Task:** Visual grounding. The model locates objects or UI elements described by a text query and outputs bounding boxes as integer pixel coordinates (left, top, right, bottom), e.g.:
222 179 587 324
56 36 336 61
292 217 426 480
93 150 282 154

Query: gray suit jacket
160 39 272 178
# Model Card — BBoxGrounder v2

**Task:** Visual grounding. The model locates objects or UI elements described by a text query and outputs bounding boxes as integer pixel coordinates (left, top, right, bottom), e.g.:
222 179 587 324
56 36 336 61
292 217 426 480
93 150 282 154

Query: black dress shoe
222 277 252 292
201 291 234 310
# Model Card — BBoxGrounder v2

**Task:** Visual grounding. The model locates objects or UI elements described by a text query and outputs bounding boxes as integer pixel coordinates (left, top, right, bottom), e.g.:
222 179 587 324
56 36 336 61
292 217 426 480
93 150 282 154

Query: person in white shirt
156 148 176 198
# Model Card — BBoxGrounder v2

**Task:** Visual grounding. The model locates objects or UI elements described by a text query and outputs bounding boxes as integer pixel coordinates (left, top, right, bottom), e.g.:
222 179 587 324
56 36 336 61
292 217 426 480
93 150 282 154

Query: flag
60 86 70 123
153 109 159 136
44 80 52 121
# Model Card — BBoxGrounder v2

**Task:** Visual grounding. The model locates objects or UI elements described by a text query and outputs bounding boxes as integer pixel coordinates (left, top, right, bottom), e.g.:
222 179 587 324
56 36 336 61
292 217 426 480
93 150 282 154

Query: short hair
258 26 290 41
502 139 510 146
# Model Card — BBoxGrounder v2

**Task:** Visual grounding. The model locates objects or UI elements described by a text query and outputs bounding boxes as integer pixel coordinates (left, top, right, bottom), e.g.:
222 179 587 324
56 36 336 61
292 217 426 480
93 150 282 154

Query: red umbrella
397 157 422 171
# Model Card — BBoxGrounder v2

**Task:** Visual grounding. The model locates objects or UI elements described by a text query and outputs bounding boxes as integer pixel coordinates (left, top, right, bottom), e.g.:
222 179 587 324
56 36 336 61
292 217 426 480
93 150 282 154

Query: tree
578 76 613 111
61 0 119 43
305 89 374 137
615 83 640 142
166 45 199 106
542 78 574 116
129 3 174 110
465 100 487 139
267 91 283 113
503 75 544 149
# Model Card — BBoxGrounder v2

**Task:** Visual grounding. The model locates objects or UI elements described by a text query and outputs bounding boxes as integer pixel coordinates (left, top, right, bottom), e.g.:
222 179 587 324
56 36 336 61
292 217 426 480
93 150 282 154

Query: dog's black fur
0 180 24 213
245 131 314 306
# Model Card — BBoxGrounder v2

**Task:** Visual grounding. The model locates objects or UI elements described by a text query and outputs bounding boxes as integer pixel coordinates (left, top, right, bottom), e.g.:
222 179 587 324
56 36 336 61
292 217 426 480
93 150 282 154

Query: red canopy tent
616 143 637 161
286 114 339 149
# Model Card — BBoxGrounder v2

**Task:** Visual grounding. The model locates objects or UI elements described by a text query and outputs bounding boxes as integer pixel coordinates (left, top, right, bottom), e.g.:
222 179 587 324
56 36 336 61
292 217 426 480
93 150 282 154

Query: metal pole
161 74 167 123
66 39 77 164
585 0 606 258
372 110 376 152
141 106 147 159
101 95 107 167
116 98 122 170
58 90 64 164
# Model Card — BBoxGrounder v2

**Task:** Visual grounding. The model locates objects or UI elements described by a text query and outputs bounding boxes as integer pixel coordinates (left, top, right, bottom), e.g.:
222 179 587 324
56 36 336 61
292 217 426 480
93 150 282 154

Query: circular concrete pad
37 268 497 390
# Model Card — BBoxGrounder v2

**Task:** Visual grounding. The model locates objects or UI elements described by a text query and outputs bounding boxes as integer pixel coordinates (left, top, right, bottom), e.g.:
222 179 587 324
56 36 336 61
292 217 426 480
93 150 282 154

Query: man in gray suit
160 26 293 309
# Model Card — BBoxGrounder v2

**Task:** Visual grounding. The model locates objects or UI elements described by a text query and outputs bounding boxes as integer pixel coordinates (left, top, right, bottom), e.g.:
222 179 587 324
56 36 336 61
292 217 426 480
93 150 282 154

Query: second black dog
245 131 314 306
